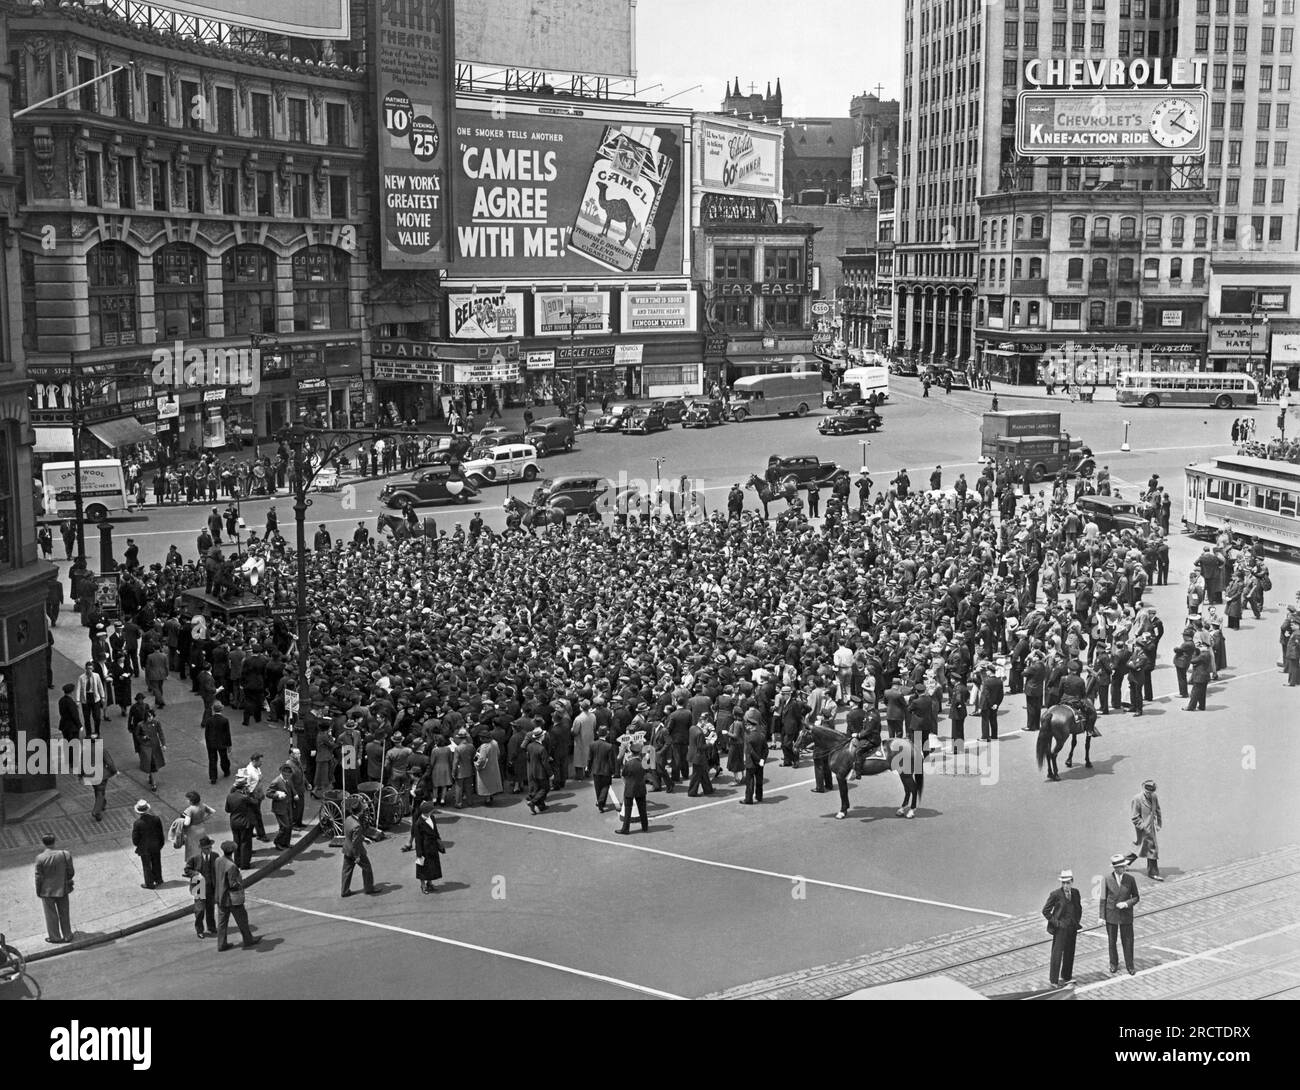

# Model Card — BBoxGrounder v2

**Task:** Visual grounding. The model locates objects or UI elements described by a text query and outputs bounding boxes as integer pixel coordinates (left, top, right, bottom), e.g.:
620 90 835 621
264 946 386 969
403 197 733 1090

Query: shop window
715 298 753 328
762 248 803 283
765 297 803 330
713 247 753 282
87 241 139 348
222 244 276 335
153 243 206 338
292 246 350 332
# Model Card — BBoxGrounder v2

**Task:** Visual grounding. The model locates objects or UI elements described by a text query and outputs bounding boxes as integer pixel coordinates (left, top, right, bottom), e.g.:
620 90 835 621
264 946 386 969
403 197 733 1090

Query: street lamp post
1121 420 1132 453
1279 392 1290 447
67 371 89 564
859 439 871 473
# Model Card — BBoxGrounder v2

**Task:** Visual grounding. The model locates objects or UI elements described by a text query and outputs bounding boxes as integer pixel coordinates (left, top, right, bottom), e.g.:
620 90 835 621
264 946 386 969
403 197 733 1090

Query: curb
21 822 323 964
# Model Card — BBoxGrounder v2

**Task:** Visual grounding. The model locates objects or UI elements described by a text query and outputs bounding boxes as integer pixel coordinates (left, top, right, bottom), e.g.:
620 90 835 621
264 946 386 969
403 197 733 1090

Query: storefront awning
33 426 74 454
87 416 154 449
727 354 820 371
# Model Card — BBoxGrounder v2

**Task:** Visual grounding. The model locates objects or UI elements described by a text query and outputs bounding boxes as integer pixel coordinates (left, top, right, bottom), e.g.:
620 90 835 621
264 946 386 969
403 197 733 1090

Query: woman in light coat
570 703 595 778
426 735 454 805
473 734 503 804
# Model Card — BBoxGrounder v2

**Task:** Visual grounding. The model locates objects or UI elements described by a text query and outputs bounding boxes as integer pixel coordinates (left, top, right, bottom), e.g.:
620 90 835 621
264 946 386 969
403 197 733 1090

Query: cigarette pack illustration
570 125 673 273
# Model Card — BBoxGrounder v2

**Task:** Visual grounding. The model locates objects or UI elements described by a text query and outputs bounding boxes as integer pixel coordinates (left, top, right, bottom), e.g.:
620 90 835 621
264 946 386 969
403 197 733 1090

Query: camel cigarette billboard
148 0 350 37
449 96 690 281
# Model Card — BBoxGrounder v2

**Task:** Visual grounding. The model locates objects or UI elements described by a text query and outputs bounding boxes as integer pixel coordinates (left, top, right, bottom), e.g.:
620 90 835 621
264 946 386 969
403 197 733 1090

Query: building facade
0 4 58 819
12 1 369 462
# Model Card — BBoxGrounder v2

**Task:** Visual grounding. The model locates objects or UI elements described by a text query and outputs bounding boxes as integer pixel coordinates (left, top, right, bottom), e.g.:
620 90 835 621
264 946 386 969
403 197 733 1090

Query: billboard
454 0 634 79
851 147 865 190
1016 91 1208 157
375 0 455 269
147 0 349 37
534 292 612 336
621 290 698 333
447 292 525 339
698 119 782 198
450 96 689 281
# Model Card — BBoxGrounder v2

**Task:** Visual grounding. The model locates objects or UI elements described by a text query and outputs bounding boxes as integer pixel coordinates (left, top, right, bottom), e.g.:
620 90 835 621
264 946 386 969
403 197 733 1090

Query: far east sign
1016 90 1208 157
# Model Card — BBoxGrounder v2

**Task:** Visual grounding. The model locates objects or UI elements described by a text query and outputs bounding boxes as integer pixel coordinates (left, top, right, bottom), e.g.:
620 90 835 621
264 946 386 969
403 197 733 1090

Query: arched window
1012 300 1022 325
1192 257 1206 282
1145 216 1162 241
1069 216 1085 240
1194 217 1208 244
292 246 350 331
1171 216 1185 244
87 241 139 348
1029 257 1043 279
1118 257 1135 281
1067 257 1084 281
1092 216 1110 240
1089 300 1105 327
999 258 1007 281
1116 301 1133 325
1014 216 1025 239
1120 216 1137 239
1091 258 1108 282
979 258 987 281
1143 257 1160 280
222 245 277 335
1170 257 1183 281
1030 216 1045 238
152 243 206 338
981 220 989 246
1013 257 1023 279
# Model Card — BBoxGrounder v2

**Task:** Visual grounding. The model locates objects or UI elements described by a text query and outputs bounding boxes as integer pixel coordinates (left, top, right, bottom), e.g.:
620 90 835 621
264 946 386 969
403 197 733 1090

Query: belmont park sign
151 341 261 396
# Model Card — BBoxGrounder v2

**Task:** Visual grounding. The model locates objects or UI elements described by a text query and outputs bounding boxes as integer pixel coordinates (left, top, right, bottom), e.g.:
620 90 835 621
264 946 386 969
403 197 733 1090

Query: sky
635 0 904 117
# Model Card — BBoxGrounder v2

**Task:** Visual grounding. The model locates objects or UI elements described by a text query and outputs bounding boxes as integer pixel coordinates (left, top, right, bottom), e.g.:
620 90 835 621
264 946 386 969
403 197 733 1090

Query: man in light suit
34 834 75 943
1041 867 1083 987
1100 852 1141 975
214 840 261 951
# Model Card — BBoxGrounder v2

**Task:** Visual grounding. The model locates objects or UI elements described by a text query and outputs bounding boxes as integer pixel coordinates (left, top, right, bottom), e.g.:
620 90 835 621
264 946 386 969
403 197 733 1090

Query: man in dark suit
1023 651 1047 732
1186 645 1212 711
57 683 82 742
615 740 649 834
666 698 693 783
340 799 377 896
34 833 75 943
266 762 298 850
588 727 616 813
131 799 166 889
686 718 713 797
740 713 767 804
214 840 261 951
978 668 1003 740
203 701 232 784
1100 852 1141 975
1042 868 1083 986
184 835 220 938
883 679 907 739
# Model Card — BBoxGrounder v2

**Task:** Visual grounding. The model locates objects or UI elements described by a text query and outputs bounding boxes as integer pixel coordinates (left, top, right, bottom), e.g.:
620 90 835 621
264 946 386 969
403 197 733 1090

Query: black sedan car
379 467 480 508
817 405 884 435
681 399 727 428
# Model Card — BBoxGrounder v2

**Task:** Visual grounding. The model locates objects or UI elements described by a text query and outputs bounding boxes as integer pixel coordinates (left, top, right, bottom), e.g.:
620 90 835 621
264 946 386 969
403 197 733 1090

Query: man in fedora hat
1125 779 1164 880
616 738 649 834
184 834 220 938
524 727 552 814
1042 868 1083 987
1100 852 1141 975
131 799 165 890
214 840 261 951
341 797 378 897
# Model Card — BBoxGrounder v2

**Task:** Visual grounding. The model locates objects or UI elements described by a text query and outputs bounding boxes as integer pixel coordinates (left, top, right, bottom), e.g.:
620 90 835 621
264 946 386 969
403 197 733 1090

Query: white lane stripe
253 896 685 1000
451 810 1012 918
1149 944 1238 965
667 777 817 818
1074 920 1300 994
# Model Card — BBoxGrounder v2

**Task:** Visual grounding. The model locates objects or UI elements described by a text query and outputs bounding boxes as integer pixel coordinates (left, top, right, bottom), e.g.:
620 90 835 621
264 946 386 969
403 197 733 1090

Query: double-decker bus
1117 371 1258 410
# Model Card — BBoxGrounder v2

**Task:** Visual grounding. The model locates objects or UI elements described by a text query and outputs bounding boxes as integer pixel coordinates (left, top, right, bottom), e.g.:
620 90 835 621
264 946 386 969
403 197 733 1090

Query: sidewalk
0 615 312 958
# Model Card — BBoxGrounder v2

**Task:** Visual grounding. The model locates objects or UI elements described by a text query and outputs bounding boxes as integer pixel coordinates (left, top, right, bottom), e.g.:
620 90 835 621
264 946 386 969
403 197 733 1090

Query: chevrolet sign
1016 90 1208 157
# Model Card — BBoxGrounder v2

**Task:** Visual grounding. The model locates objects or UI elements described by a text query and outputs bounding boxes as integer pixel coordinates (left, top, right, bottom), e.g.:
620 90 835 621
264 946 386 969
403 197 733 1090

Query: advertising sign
851 147 865 190
1210 323 1268 354
446 351 520 384
614 344 643 367
1160 310 1184 328
375 0 454 269
557 344 616 367
1016 90 1208 157
534 292 612 336
454 0 635 79
447 292 525 339
372 340 519 361
699 194 780 224
1271 332 1300 365
811 302 831 316
699 120 782 198
450 96 689 280
526 350 556 371
620 290 698 333
149 0 349 37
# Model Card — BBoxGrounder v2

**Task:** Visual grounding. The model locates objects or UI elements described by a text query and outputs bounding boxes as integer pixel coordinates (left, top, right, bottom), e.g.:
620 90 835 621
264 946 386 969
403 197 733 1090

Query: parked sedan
592 403 638 432
652 397 688 423
380 467 480 508
818 405 884 435
681 399 727 428
622 406 669 434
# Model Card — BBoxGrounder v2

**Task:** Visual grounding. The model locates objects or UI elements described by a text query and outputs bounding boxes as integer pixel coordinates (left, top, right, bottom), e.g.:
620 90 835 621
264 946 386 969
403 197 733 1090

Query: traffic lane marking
451 809 1012 919
1073 920 1300 994
253 896 685 1000
665 777 817 818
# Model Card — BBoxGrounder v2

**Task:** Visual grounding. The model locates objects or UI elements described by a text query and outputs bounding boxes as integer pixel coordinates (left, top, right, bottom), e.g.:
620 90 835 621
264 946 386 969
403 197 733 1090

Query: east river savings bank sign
1016 57 1208 157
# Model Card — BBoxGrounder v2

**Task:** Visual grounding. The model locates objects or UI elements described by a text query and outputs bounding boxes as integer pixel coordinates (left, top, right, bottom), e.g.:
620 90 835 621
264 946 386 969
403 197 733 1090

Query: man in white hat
131 799 166 890
1041 868 1083 987
1100 852 1141 975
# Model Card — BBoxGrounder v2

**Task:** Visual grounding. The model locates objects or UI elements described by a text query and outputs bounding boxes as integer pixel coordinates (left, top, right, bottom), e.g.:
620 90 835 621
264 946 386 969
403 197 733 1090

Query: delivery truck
980 410 1061 461
40 459 132 522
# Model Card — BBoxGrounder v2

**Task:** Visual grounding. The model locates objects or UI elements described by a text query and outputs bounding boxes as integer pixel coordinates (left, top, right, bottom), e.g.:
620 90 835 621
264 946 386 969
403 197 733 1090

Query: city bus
729 371 825 422
1184 454 1300 556
1116 371 1259 410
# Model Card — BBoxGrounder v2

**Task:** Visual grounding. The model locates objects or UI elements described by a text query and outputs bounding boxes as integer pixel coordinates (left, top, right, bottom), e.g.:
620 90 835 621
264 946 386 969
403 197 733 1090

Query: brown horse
1036 704 1092 782
795 725 926 818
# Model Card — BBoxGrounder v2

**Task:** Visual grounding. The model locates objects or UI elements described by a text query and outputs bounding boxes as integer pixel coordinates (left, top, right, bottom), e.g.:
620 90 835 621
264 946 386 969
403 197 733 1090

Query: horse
376 513 415 542
503 495 567 532
1036 704 1092 782
745 474 778 519
795 724 925 819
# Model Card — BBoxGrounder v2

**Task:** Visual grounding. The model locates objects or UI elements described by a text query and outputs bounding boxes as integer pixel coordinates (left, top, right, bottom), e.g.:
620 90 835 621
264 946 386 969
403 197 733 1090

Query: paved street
10 384 1299 1001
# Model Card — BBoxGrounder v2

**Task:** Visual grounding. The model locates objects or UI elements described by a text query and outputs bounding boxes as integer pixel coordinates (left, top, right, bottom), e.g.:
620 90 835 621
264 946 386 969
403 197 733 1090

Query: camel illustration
596 182 636 246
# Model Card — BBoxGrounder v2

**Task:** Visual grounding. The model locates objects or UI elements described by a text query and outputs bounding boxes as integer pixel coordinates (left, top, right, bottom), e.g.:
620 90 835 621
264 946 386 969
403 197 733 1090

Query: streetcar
1116 371 1259 410
1183 454 1300 556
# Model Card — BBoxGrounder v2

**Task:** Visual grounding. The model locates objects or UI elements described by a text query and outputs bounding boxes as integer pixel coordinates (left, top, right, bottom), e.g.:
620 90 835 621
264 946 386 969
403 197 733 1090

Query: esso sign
811 302 831 315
